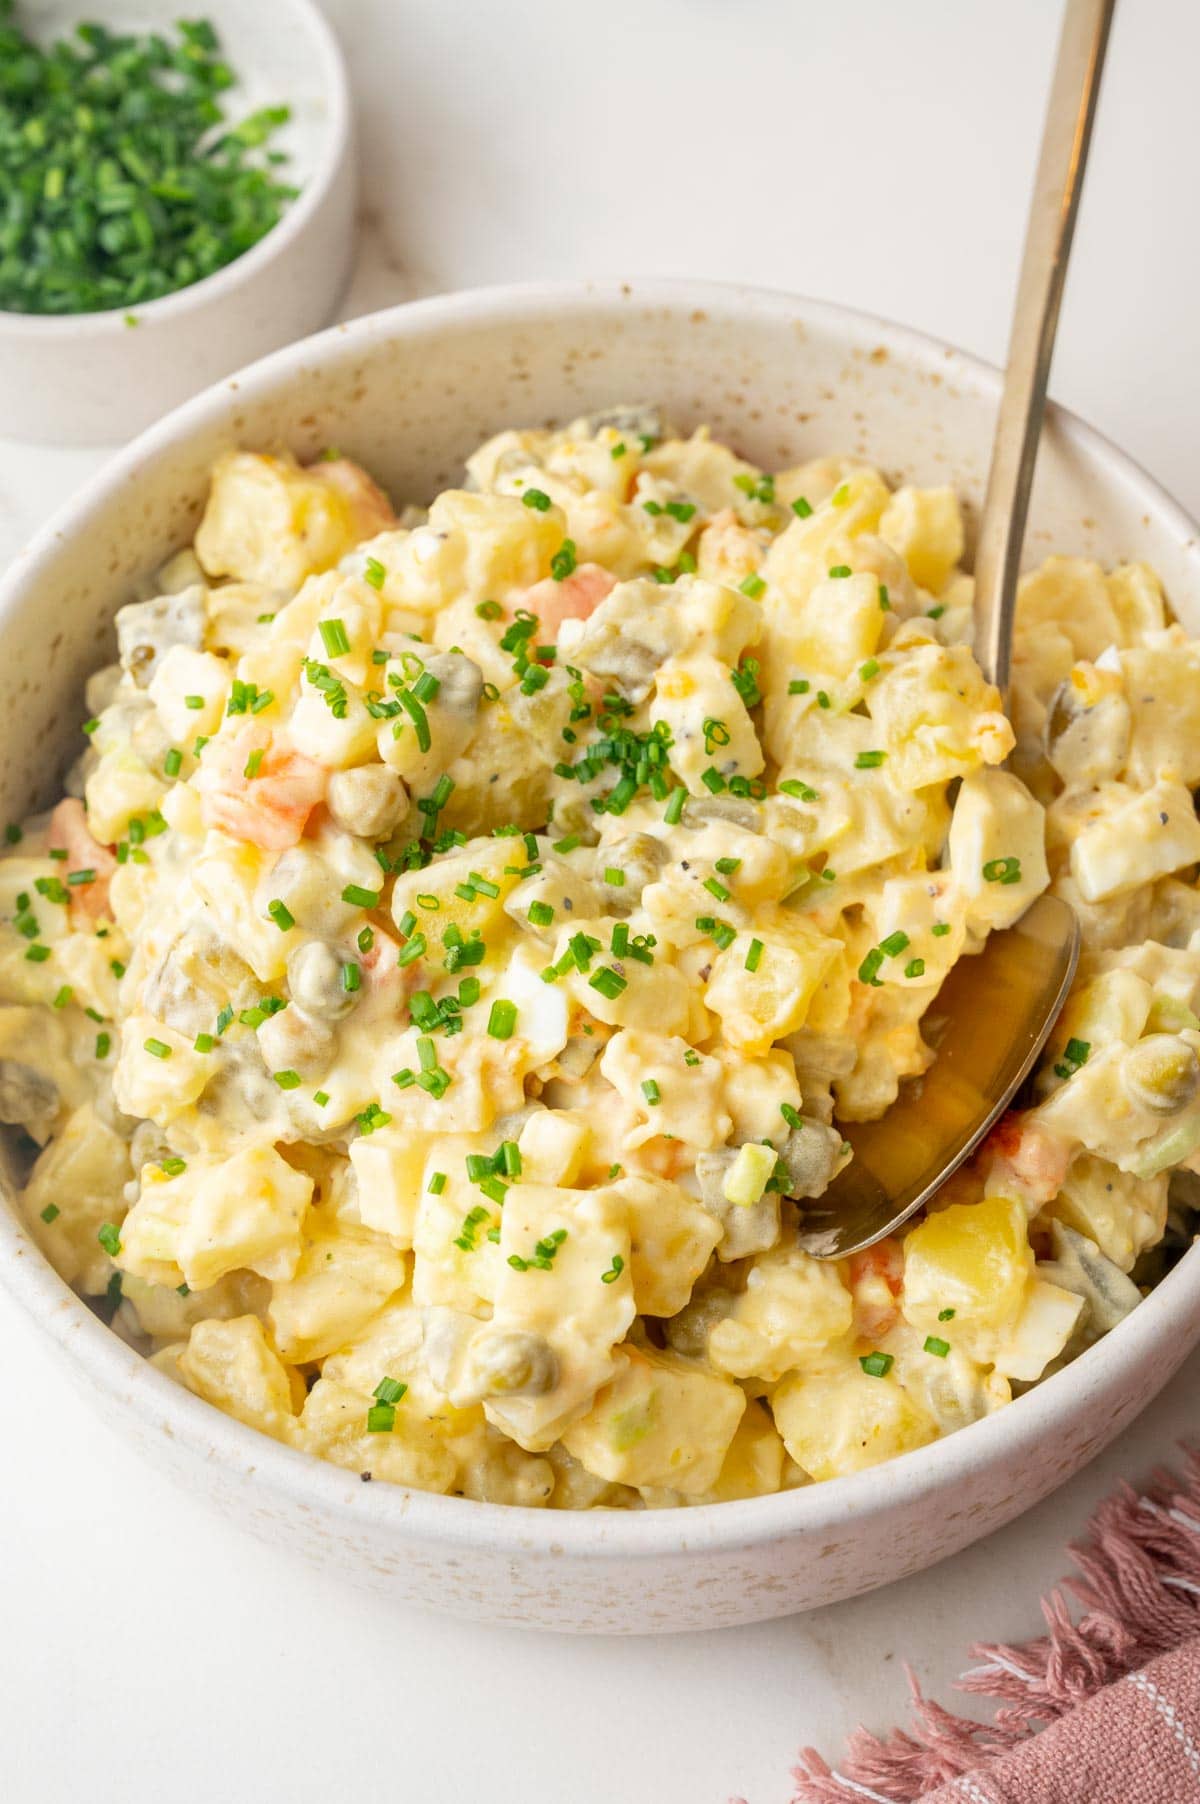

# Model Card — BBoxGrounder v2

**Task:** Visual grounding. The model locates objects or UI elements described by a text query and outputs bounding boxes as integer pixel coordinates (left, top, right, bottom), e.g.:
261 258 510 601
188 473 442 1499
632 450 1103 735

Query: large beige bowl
2 282 1197 1634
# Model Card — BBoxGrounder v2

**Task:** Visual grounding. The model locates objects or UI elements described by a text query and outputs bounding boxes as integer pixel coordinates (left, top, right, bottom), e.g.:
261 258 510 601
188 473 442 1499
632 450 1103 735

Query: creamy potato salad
7 409 1200 1507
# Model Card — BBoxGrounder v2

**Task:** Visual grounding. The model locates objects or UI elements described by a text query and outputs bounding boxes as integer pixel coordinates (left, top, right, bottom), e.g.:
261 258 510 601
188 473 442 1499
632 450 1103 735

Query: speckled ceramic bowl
2 281 1198 1633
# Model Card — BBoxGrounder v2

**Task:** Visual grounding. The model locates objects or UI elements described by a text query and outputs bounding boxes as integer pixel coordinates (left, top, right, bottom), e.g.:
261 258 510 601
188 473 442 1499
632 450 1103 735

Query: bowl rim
0 0 351 335
2 274 1199 1562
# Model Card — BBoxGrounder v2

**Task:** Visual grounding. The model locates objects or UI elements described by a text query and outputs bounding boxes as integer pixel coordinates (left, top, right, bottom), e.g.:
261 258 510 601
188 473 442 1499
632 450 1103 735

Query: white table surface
3 4 1199 1801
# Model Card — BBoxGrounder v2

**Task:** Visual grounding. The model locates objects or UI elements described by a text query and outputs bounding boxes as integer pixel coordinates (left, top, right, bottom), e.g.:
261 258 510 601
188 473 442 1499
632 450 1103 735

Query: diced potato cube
1047 1153 1168 1273
111 1013 211 1122
598 1029 731 1149
869 645 1013 793
349 1130 432 1245
773 1361 937 1481
705 920 842 1055
182 1145 314 1290
650 654 763 793
1070 781 1200 903
901 1193 1034 1336
878 485 964 592
486 1184 634 1451
708 1241 854 1382
561 1345 745 1496
268 1222 407 1362
704 1399 787 1501
518 1110 590 1186
777 571 884 681
390 839 523 945
178 1316 300 1441
148 644 230 742
613 1174 721 1317
947 768 1049 932
1120 638 1200 788
21 1104 130 1294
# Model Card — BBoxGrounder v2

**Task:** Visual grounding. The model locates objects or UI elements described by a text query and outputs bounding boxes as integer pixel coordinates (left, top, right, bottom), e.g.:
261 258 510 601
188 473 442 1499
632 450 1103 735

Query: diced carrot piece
47 798 116 925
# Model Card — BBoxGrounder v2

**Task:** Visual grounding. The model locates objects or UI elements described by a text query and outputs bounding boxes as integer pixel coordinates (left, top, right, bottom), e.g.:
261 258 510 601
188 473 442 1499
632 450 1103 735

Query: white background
2 4 1199 1801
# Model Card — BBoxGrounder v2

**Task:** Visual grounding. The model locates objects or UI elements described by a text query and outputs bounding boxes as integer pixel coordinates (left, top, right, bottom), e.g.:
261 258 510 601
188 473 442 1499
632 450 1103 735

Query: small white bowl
2 280 1199 1634
0 0 355 445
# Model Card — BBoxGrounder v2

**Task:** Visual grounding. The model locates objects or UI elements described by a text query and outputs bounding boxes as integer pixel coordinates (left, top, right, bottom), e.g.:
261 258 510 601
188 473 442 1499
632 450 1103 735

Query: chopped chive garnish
664 787 686 824
528 900 554 926
780 1102 804 1131
858 948 885 988
522 487 552 511
924 1336 951 1358
939 1308 956 1321
589 966 626 999
788 678 810 695
396 686 431 752
342 962 361 993
40 1202 60 1224
52 984 72 1009
273 1069 302 1090
319 618 351 657
194 1033 214 1053
487 999 517 1040
243 748 264 780
828 564 852 579
855 750 886 769
879 931 909 958
983 856 1022 885
163 748 183 778
342 884 380 910
97 1222 122 1257
932 922 951 937
143 1037 171 1059
905 958 926 979
366 1403 396 1433
739 573 766 599
267 899 295 931
779 779 818 802
859 1351 893 1378
641 1079 661 1106
601 1254 625 1284
95 1031 111 1059
1054 1037 1091 1080
364 557 386 590
550 539 577 581
792 496 812 517
745 938 764 973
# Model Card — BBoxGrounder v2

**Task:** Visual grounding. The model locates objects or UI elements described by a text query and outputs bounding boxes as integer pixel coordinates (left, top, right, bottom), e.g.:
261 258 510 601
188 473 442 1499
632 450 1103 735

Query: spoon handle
973 0 1116 699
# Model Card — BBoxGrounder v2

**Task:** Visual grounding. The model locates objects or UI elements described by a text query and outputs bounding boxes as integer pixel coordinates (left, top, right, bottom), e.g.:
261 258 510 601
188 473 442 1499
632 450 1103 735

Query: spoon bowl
796 894 1080 1258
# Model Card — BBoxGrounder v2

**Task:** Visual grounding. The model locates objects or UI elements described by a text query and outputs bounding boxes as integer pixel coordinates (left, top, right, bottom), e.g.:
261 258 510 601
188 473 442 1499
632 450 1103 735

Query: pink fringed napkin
792 1452 1200 1804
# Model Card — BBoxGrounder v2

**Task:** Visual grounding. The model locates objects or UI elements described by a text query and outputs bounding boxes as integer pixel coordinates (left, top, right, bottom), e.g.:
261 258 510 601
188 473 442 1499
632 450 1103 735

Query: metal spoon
797 0 1114 1259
